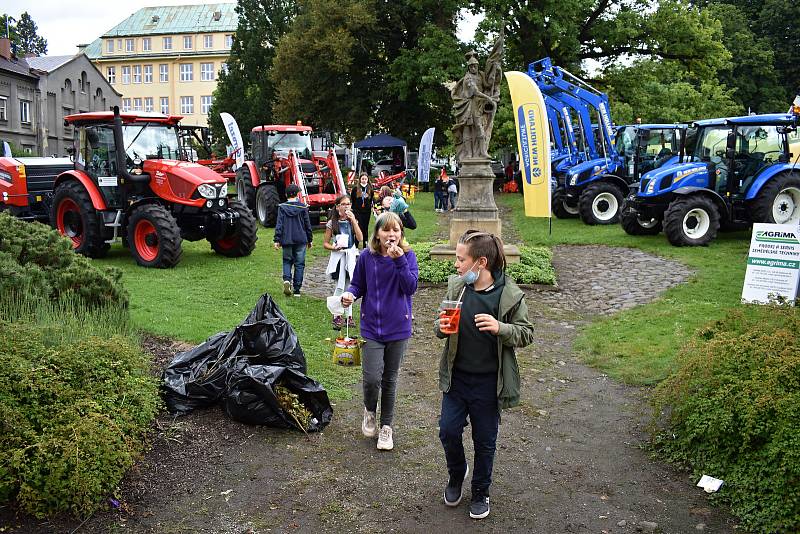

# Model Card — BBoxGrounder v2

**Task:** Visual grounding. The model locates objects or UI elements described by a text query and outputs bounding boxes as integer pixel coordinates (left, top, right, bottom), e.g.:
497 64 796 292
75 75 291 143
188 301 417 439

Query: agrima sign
741 223 800 305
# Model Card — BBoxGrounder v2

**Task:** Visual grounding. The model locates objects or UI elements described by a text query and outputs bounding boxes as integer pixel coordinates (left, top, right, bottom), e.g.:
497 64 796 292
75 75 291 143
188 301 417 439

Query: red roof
64 111 184 126
251 124 313 133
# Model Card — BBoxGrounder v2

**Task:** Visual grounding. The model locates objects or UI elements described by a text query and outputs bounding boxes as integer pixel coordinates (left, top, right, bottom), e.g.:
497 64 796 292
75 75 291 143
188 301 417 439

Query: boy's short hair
286 184 301 198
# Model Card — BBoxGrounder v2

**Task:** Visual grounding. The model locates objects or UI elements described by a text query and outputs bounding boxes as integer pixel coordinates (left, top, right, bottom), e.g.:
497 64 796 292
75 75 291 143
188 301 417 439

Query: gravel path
6 207 739 534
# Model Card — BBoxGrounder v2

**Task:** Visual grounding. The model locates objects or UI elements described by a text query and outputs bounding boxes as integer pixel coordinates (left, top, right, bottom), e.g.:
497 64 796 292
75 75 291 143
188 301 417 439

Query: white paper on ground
697 475 724 493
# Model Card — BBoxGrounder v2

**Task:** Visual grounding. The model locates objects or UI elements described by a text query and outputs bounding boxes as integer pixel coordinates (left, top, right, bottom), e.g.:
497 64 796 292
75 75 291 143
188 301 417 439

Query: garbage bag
162 292 315 418
224 364 333 432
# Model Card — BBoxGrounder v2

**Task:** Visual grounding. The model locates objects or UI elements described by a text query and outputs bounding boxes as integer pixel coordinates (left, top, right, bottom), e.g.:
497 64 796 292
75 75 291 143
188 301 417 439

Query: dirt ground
2 242 740 533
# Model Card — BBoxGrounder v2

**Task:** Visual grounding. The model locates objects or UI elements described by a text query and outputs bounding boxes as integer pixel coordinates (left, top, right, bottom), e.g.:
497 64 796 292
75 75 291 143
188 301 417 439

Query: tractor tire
255 184 279 227
236 172 256 212
50 181 109 258
620 198 662 236
209 200 258 257
127 203 183 268
664 195 720 247
579 182 624 225
552 189 579 219
750 172 800 226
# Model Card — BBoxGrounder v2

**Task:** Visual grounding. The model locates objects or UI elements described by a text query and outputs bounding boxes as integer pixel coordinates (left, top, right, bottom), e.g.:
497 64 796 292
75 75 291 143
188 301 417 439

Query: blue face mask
460 261 481 285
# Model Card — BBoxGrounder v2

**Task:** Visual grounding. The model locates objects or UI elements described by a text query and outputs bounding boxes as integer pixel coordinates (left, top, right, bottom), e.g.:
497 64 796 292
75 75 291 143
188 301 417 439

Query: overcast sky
4 1 480 57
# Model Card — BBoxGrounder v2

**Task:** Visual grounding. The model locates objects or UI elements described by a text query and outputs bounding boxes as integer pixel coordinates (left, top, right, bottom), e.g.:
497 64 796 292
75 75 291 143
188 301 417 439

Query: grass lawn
499 193 753 385
95 192 440 400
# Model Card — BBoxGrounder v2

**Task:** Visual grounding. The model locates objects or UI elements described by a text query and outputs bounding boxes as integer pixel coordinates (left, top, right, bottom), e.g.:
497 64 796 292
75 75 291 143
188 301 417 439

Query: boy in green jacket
435 230 535 519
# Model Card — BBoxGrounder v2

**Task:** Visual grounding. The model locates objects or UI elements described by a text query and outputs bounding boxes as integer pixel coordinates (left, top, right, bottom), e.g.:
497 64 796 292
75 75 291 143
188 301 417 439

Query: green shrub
414 241 555 285
0 213 127 310
651 305 800 532
0 320 159 518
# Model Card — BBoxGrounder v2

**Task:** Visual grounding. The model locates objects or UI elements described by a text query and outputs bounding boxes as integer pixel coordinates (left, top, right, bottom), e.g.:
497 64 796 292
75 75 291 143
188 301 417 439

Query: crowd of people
271 174 535 520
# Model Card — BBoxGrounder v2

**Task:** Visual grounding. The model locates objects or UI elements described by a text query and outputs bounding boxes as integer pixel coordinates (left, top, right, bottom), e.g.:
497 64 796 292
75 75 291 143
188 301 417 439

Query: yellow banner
504 71 551 217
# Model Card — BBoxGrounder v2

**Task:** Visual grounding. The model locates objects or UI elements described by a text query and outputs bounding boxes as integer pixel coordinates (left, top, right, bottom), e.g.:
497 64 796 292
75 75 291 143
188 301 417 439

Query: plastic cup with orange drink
439 300 462 335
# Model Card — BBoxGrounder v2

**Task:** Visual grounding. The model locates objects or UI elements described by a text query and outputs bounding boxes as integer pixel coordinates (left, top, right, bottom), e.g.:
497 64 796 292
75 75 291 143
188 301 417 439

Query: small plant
413 241 555 285
651 304 800 532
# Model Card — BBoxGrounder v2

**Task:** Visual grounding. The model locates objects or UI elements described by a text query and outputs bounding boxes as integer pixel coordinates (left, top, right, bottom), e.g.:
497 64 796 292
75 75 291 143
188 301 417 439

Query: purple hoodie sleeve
347 252 367 300
393 250 418 295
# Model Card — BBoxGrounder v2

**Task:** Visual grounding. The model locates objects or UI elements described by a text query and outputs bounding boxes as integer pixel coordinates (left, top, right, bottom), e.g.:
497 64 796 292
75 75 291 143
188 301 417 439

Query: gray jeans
361 338 409 427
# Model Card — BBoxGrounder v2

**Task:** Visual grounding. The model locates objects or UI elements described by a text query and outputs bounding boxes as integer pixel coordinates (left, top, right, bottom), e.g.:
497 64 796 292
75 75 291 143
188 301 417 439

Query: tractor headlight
646 179 656 194
218 183 228 198
569 174 577 186
198 184 217 199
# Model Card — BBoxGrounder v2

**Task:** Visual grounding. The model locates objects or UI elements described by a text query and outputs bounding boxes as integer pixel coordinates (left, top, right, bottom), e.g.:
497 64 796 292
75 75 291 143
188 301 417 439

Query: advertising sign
504 71 551 217
417 127 435 184
741 223 800 305
220 112 245 170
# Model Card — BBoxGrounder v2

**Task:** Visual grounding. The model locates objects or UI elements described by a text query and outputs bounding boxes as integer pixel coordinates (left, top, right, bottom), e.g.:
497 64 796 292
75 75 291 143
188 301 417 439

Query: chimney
0 38 11 60
213 11 222 21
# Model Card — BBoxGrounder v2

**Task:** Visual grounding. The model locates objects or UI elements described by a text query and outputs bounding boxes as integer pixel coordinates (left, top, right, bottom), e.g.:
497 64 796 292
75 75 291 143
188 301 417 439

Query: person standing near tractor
435 230 535 519
350 173 373 248
434 169 448 212
341 212 418 451
324 195 363 329
273 184 313 297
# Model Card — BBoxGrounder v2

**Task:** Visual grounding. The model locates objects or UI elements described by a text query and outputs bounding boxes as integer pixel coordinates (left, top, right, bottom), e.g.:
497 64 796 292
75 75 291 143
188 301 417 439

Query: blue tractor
621 112 800 245
529 57 685 225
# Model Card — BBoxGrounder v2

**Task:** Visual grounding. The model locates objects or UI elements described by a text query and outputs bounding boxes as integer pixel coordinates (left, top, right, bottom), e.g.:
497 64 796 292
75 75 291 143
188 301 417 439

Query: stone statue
450 33 503 161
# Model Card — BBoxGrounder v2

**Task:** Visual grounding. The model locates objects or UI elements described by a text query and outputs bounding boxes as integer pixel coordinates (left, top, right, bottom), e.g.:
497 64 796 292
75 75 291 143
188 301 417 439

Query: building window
200 62 214 81
126 39 135 52
122 98 131 112
133 98 142 112
106 40 114 53
159 64 169 82
63 107 72 132
144 97 154 112
179 63 193 82
142 37 151 51
163 36 172 50
106 66 116 84
219 62 228 76
133 65 142 84
121 66 131 84
180 96 194 114
160 97 169 114
19 101 30 124
0 97 6 121
204 34 213 48
201 95 213 114
117 39 122 50
144 65 153 83
183 35 192 49
225 34 233 48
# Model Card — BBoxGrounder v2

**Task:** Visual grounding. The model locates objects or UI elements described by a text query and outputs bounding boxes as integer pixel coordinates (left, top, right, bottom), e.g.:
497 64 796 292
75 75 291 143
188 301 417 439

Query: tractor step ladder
104 209 123 243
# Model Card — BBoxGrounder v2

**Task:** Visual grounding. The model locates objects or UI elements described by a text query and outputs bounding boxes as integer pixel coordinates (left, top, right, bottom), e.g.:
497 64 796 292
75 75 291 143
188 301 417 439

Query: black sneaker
443 464 469 507
469 493 490 519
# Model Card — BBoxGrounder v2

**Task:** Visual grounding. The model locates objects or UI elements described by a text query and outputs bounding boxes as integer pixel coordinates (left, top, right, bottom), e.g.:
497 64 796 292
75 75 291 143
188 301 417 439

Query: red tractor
235 123 347 227
0 107 257 268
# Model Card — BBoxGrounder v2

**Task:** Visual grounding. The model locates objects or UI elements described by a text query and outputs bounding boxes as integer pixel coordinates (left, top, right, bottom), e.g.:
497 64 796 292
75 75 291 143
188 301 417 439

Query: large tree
207 0 298 151
1 12 47 56
272 0 466 147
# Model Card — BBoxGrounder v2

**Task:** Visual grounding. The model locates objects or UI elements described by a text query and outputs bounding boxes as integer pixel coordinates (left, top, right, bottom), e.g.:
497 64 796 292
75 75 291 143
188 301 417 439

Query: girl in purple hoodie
341 212 418 451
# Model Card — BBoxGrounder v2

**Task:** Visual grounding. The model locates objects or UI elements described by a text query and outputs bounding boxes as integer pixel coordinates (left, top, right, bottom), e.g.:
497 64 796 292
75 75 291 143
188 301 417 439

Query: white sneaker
377 425 393 450
362 408 377 438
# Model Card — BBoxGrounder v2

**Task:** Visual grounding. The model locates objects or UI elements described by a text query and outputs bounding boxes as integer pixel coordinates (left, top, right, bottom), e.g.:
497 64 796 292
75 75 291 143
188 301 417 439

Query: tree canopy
1 12 48 56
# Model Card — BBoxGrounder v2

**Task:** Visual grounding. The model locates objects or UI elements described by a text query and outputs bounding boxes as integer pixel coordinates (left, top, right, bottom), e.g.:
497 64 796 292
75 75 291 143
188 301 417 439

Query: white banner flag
417 127 435 183
220 112 245 170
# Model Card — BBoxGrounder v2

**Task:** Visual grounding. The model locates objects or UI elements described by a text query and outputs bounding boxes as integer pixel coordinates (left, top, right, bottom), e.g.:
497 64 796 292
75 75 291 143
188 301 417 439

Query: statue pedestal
430 157 520 263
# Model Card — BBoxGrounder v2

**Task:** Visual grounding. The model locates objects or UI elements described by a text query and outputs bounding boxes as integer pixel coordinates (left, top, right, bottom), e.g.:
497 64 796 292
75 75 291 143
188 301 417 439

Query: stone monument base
430 243 521 264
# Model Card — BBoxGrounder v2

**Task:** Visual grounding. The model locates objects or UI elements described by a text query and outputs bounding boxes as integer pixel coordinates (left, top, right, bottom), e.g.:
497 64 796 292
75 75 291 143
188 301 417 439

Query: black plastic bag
161 293 329 431
224 364 333 431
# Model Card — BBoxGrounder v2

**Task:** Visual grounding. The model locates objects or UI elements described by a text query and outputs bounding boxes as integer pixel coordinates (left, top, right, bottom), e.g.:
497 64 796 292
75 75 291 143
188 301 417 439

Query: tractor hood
639 161 708 197
143 159 227 203
566 158 610 186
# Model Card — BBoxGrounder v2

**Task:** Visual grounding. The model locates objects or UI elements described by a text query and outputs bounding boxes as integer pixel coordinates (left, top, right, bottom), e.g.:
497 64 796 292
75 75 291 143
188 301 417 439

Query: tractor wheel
236 171 256 212
552 189 579 219
664 196 720 247
579 182 624 225
255 184 279 227
620 198 662 236
209 200 258 257
127 204 183 268
50 181 109 258
751 172 800 226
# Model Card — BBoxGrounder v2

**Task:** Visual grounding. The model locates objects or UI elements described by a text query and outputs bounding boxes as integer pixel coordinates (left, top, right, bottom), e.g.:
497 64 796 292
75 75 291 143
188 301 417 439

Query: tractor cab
615 124 683 179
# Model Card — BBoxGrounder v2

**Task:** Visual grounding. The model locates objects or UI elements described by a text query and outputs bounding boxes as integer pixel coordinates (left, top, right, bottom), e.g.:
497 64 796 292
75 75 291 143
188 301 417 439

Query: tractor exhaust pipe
111 106 148 185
